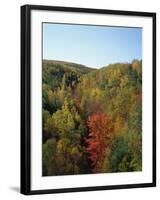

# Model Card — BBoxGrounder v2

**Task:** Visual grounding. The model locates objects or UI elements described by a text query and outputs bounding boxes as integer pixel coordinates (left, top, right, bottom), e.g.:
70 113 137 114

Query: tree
108 132 142 172
86 113 114 173
51 99 75 139
42 109 51 142
43 138 57 176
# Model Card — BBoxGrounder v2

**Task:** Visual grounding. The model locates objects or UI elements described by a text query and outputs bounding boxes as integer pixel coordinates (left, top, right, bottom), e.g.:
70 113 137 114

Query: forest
42 59 142 176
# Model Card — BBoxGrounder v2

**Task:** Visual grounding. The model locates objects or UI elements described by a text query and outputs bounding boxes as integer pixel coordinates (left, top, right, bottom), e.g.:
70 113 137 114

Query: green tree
43 138 57 176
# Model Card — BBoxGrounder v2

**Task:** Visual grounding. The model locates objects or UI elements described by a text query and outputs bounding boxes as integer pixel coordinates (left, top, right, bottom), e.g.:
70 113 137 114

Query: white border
31 10 153 190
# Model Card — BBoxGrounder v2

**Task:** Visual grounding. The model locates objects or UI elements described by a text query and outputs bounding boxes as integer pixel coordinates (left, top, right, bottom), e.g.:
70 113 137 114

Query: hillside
43 59 95 76
42 59 142 176
42 59 96 89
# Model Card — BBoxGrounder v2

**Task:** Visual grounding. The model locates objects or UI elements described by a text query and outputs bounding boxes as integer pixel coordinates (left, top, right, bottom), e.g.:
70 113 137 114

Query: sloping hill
42 59 96 88
43 59 95 74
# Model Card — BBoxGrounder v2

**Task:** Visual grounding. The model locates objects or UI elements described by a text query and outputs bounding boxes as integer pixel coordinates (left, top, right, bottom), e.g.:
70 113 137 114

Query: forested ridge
42 59 142 176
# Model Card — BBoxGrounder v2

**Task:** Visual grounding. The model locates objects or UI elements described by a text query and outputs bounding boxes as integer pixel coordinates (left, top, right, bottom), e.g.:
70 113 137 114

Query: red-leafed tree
86 113 114 173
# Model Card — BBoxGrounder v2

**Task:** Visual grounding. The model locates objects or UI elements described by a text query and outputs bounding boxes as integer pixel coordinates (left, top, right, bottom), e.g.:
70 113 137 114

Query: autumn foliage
86 113 114 173
42 59 142 175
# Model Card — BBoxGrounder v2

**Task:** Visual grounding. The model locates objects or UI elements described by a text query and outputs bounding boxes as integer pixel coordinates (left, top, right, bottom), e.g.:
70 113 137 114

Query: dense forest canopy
42 59 142 176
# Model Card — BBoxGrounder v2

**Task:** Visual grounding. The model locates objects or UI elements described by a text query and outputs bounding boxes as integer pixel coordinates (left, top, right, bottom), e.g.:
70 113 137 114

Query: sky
43 23 142 68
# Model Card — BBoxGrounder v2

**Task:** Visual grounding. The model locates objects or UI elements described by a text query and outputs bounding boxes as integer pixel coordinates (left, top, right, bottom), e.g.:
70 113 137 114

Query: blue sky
43 23 142 68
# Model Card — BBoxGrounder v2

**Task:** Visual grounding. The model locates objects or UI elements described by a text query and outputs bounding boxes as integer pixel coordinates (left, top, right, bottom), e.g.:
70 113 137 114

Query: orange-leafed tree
86 113 114 173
